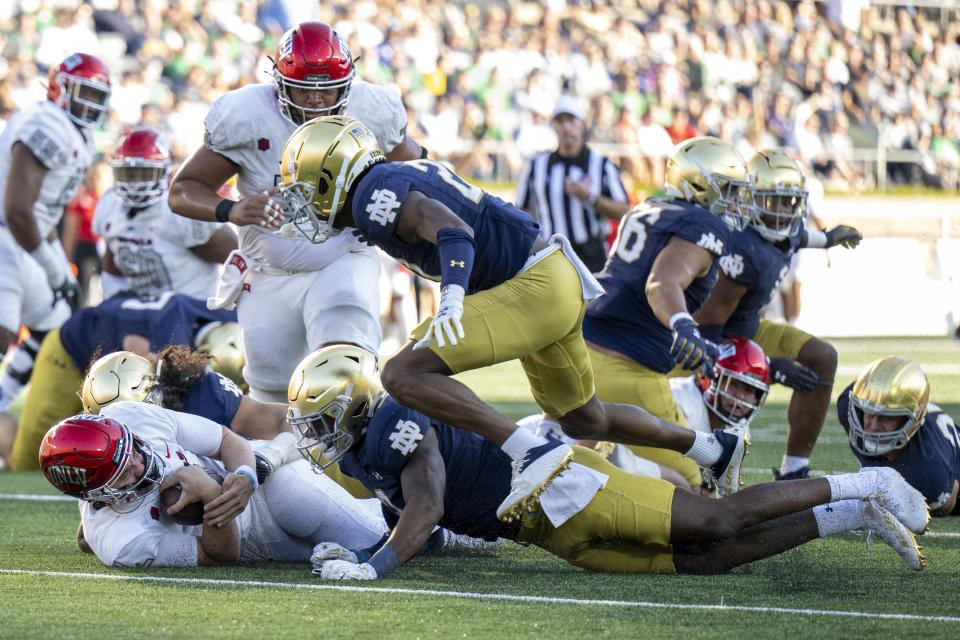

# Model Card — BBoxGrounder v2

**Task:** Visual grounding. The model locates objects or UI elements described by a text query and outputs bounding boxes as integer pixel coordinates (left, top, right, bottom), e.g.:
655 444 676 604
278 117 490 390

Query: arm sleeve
172 410 225 457
351 170 410 243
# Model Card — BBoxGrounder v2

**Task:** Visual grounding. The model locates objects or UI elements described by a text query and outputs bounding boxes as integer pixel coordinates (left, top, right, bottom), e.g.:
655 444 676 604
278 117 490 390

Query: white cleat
861 466 930 535
861 499 925 571
252 432 301 481
496 441 574 522
711 428 748 498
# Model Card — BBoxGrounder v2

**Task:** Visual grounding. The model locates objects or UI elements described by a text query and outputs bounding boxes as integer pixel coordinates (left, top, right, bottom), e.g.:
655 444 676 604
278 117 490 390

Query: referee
516 95 630 272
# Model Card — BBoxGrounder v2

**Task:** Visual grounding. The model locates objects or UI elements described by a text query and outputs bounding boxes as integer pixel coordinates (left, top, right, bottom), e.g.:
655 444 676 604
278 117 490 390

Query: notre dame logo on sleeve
366 189 402 226
388 420 423 456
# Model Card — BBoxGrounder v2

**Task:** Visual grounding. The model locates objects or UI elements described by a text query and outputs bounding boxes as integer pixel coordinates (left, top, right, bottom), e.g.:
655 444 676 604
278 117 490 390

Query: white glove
310 542 359 572
315 559 378 580
207 250 254 311
414 284 465 350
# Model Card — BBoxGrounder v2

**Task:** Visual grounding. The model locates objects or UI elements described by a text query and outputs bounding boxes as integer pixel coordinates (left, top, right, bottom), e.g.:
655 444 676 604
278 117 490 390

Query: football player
168 22 423 403
2 292 235 470
840 357 960 517
278 117 752 521
520 338 770 490
291 345 927 580
581 137 752 493
39 407 387 567
0 53 110 414
693 149 862 481
94 127 237 300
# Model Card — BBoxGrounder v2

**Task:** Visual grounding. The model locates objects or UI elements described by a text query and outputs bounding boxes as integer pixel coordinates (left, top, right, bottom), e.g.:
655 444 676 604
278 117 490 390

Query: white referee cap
552 95 585 121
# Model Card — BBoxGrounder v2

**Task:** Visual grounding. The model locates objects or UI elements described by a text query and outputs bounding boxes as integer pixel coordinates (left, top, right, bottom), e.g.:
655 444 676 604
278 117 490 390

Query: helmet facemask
847 399 917 457
703 366 769 430
287 382 369 471
83 435 164 512
748 184 807 242
56 71 111 128
111 162 171 208
279 178 342 244
705 172 753 232
275 70 354 126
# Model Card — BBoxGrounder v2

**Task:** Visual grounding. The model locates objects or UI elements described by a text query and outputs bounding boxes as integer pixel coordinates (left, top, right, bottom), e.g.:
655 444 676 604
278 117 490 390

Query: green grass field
2 337 960 639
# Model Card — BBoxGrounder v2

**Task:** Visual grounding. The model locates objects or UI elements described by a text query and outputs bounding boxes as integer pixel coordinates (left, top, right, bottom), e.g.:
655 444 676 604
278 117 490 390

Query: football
158 484 206 526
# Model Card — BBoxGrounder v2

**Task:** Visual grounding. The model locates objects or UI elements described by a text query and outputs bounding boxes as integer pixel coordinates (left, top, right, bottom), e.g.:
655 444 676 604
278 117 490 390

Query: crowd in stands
1 0 958 202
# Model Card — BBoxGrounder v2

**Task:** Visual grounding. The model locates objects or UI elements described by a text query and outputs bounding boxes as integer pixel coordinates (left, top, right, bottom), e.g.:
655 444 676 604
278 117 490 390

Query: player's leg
9 329 83 469
755 319 837 479
303 248 382 358
237 270 309 403
264 459 386 550
586 346 701 489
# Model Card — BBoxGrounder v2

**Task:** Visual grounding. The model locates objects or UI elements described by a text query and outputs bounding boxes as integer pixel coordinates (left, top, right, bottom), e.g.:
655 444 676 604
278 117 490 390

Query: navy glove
670 318 718 373
768 357 819 392
51 278 82 312
825 225 861 249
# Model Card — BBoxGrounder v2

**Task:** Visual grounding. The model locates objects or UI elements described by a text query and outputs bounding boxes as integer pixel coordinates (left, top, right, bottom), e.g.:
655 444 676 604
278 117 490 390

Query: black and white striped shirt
515 146 628 272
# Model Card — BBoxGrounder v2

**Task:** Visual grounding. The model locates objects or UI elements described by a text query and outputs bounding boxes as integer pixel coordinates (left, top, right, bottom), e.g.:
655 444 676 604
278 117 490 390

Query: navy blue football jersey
350 159 541 294
718 226 802 338
338 397 515 541
58 292 236 371
179 372 244 427
583 198 731 372
838 384 960 513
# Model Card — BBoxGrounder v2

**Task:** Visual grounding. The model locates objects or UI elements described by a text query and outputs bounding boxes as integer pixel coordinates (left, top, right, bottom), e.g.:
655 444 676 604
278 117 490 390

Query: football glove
768 357 819 392
825 225 862 249
51 277 82 312
310 542 359 571
670 318 718 373
414 284 465 350
315 559 378 580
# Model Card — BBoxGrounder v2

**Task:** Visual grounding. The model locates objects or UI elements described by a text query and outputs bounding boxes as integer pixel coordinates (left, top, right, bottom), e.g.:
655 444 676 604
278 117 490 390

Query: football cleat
496 441 574 522
710 428 748 497
861 466 930 535
861 500 925 571
772 465 811 481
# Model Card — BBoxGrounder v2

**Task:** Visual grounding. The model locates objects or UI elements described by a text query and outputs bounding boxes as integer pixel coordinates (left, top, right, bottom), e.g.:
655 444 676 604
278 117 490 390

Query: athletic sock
501 427 548 461
813 500 867 537
683 431 723 466
826 470 876 502
781 455 810 475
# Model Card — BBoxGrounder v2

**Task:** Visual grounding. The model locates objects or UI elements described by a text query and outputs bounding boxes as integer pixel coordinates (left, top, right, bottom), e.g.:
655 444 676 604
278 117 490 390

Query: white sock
683 431 723 466
813 500 867 537
501 428 548 461
781 455 810 475
826 470 875 502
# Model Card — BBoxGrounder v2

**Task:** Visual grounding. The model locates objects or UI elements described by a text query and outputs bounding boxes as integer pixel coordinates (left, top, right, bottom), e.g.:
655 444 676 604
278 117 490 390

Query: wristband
436 227 475 291
805 229 828 248
233 464 258 490
215 199 236 223
367 545 400 578
668 311 694 331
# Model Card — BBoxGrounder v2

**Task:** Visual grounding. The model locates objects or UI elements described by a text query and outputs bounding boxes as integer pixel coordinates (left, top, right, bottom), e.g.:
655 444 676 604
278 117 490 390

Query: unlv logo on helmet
273 22 355 125
45 464 90 490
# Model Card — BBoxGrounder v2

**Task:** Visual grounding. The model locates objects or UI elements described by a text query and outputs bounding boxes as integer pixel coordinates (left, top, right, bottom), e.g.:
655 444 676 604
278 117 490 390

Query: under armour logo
719 253 744 279
697 232 724 254
388 419 423 456
365 189 402 226
449 259 465 268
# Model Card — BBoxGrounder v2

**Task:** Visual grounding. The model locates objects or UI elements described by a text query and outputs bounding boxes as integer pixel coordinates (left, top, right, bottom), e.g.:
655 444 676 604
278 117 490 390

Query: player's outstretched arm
168 146 281 229
228 397 290 440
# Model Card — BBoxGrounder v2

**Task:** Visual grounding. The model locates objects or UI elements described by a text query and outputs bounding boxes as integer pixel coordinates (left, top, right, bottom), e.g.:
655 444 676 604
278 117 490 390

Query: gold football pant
587 346 702 487
751 318 812 360
518 447 677 573
10 328 83 470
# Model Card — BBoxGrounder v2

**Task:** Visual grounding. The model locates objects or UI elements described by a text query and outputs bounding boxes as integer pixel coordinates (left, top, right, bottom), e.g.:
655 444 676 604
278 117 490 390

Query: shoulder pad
345 81 407 154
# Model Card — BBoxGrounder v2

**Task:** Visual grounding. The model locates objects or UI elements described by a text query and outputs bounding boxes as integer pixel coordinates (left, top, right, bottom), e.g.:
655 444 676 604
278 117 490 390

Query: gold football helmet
747 149 808 242
81 351 161 414
195 322 246 390
279 115 385 243
848 356 930 456
287 344 383 471
664 136 751 231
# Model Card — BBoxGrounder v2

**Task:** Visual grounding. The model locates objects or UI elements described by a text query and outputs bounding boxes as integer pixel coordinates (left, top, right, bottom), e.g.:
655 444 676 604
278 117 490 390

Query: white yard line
0 569 957 622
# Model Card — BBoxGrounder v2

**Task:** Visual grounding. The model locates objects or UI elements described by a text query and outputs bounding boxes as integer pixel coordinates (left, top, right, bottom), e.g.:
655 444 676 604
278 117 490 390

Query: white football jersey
670 375 711 434
92 188 222 299
0 101 95 237
202 81 407 272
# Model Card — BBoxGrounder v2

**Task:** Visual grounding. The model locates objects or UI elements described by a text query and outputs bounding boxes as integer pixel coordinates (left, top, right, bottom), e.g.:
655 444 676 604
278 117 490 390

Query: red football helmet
697 337 770 429
39 414 163 511
110 127 172 208
47 53 111 128
274 22 354 125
